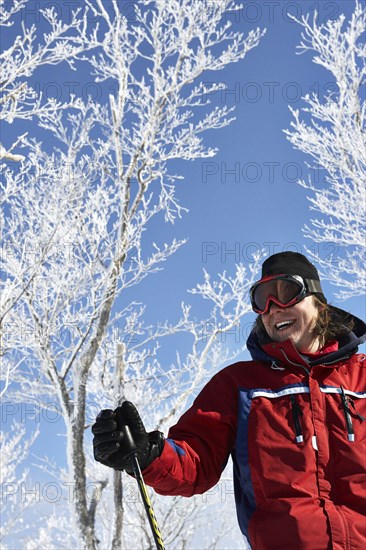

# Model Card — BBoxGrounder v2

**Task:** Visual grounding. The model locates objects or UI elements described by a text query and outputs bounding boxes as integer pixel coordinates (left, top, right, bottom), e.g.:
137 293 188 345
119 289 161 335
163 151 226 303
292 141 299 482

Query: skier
92 252 366 549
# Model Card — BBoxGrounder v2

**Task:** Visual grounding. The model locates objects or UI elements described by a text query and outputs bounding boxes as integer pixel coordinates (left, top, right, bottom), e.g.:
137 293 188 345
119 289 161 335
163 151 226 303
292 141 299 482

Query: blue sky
132 0 365 340
2 1 365 546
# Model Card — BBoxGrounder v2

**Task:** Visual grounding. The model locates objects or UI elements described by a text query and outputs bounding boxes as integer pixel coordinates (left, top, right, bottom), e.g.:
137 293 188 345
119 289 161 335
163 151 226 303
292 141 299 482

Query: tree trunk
67 373 98 549
111 471 124 550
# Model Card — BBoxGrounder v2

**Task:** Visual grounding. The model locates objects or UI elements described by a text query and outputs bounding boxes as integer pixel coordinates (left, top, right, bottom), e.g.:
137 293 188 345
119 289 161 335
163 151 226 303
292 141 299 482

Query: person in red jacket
92 252 366 549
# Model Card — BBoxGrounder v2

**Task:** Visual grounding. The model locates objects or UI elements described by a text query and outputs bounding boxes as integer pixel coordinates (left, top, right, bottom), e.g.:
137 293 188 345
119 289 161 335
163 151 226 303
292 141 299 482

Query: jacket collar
261 340 311 370
247 307 366 369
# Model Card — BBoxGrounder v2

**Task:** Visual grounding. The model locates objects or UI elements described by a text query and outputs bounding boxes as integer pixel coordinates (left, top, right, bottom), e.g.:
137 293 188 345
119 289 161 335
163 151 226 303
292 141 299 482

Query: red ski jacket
143 309 366 549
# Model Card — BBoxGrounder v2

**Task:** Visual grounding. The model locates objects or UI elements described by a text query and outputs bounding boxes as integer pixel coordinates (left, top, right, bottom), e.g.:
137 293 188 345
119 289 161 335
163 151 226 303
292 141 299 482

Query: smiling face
261 295 322 353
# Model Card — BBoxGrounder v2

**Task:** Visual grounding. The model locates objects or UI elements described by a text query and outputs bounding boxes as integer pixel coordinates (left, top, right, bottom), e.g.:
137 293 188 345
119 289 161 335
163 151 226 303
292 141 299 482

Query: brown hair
254 296 355 348
311 296 354 346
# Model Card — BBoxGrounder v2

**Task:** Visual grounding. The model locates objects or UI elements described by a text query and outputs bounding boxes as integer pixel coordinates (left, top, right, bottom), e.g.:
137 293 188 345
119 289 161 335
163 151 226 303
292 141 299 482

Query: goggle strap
305 279 323 294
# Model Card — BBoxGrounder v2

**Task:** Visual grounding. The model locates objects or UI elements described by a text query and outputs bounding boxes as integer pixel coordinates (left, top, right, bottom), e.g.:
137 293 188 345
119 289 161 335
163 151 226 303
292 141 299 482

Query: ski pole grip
121 424 138 458
114 407 138 459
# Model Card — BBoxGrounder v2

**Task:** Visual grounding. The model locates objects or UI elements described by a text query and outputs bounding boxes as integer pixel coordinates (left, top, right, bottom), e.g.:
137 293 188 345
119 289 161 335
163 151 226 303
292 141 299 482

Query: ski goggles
249 274 322 314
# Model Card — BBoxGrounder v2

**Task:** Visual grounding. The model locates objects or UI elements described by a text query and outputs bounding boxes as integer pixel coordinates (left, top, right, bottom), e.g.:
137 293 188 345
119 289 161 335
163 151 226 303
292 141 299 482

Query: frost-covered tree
1 1 265 548
285 0 366 299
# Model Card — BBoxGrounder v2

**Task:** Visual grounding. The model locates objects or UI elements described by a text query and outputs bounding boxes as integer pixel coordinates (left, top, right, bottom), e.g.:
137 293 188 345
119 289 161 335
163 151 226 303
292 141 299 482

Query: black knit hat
261 252 327 302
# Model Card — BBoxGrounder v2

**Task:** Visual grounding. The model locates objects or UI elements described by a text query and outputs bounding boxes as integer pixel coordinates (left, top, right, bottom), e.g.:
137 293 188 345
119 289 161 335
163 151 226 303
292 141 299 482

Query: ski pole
122 424 165 550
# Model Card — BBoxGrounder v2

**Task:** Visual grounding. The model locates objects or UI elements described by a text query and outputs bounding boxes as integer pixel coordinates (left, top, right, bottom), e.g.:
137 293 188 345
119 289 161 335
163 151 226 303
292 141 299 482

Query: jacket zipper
340 386 355 442
278 350 365 444
348 397 366 422
279 348 310 375
290 394 304 443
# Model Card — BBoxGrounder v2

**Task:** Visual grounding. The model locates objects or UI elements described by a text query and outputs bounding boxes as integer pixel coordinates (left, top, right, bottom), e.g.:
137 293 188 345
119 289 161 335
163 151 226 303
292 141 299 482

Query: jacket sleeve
142 368 238 496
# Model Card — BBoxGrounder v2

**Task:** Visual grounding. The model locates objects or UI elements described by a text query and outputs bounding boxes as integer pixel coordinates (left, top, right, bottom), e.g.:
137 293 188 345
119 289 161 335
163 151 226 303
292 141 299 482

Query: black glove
92 401 164 472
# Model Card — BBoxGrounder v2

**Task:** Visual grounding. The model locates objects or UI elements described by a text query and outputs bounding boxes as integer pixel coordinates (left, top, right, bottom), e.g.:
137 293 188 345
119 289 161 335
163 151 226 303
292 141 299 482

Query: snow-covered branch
0 422 39 546
285 1 366 299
